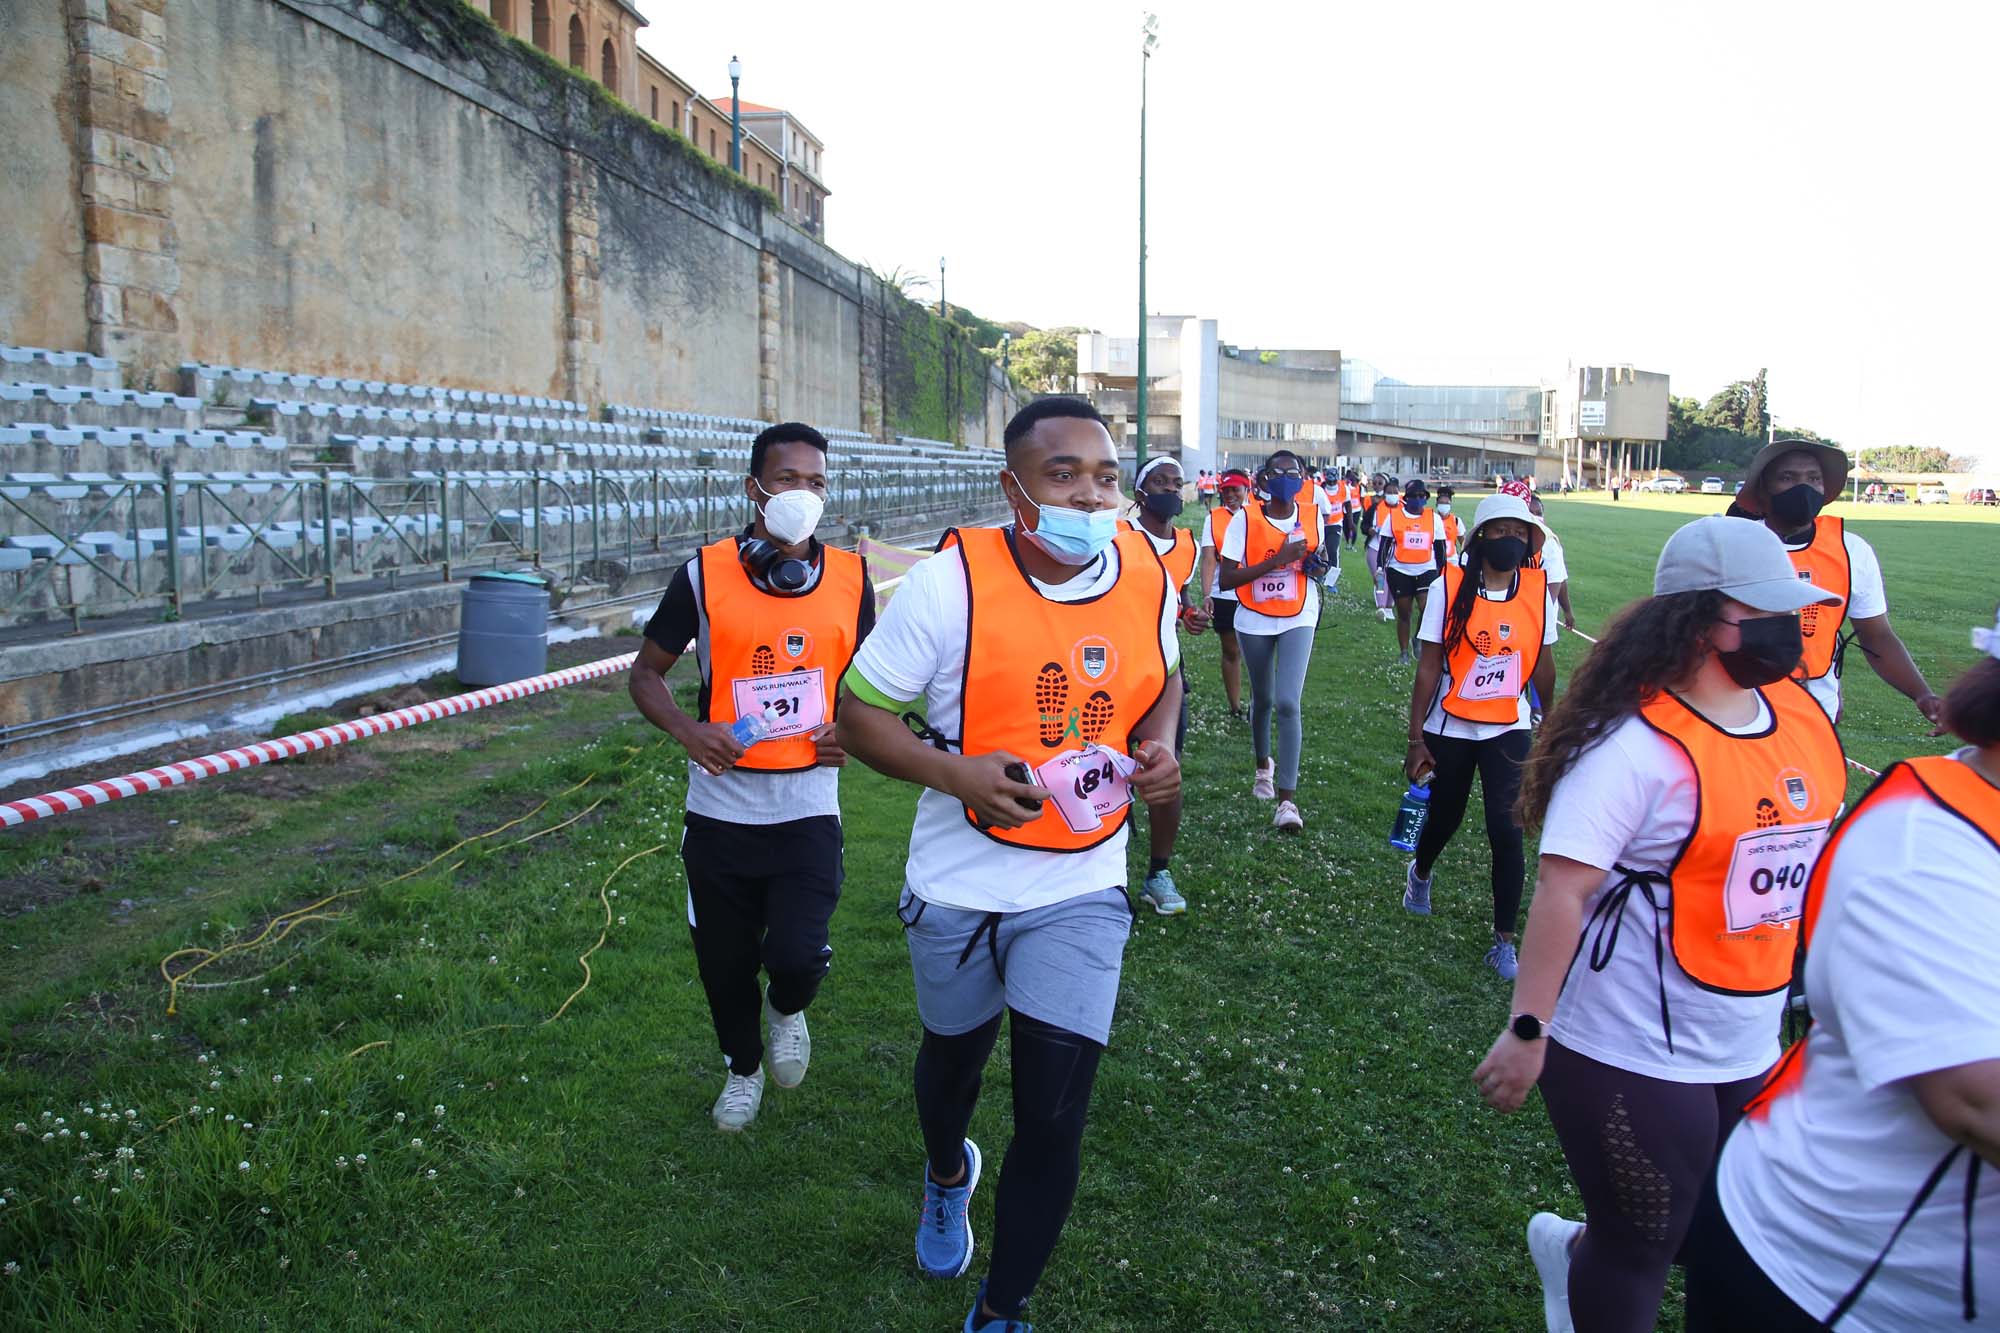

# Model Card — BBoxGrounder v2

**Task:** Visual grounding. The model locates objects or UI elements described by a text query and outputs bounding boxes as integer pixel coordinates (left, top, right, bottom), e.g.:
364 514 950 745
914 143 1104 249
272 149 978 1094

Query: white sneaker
1527 1211 1584 1333
1252 760 1277 801
712 1064 765 1132
1273 799 1304 833
764 993 811 1089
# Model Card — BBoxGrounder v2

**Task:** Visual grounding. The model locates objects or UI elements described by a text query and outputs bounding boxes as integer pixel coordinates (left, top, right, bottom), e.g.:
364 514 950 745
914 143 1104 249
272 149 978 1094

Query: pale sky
639 1 2000 462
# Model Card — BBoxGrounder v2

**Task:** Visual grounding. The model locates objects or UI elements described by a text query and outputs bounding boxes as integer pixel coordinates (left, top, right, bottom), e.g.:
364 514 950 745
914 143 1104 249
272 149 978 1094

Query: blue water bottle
730 703 778 747
1389 782 1431 852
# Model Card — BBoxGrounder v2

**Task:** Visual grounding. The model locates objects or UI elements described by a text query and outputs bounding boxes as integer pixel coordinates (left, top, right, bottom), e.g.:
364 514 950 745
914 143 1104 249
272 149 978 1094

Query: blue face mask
1265 473 1304 504
1007 472 1120 565
1404 494 1427 514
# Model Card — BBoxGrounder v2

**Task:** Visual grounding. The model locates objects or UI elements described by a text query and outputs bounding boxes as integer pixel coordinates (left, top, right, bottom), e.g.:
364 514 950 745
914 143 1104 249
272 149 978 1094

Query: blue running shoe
1403 861 1432 916
916 1138 982 1279
963 1279 1034 1332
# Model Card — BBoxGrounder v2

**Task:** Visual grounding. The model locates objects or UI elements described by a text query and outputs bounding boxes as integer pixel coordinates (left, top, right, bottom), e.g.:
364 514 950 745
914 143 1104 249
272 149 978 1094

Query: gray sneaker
764 992 810 1089
1402 861 1432 915
712 1065 765 1132
1141 869 1187 915
1486 938 1520 981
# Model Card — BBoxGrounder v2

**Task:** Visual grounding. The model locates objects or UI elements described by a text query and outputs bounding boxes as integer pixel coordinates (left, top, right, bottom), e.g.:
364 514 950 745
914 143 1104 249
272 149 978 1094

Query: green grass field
1 498 1995 1330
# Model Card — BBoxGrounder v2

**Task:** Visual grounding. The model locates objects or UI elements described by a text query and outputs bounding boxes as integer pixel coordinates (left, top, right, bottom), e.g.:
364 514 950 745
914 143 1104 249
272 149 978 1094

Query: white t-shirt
1219 506 1320 634
1416 576 1561 740
1539 700 1792 1082
846 536 1181 914
1785 527 1887 721
1719 751 2000 1330
682 554 842 823
1196 506 1241 602
1537 532 1569 585
1380 508 1449 577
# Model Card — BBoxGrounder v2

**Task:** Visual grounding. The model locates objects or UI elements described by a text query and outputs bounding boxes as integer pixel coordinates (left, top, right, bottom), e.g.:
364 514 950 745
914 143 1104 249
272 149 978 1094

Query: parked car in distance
1917 484 1951 505
1640 475 1687 493
1967 487 1998 506
1701 476 1725 494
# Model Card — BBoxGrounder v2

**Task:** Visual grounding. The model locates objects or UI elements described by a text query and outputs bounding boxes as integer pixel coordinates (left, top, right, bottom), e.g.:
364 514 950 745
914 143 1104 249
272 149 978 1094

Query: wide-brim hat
1742 439 1849 510
1468 493 1548 557
1655 515 1844 613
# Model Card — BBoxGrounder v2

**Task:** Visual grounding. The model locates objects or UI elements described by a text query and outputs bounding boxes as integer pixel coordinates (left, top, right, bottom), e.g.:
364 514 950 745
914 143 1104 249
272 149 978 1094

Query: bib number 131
730 667 826 741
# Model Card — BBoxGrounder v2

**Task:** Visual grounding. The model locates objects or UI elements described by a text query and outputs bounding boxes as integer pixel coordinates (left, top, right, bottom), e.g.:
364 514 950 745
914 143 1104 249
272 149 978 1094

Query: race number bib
1722 822 1827 932
1252 566 1300 604
1456 651 1523 703
1035 745 1137 834
729 667 826 742
1399 529 1433 558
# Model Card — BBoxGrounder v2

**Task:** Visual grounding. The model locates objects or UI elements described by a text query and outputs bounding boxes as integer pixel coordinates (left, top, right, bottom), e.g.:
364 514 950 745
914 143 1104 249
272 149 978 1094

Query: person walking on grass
628 422 874 1132
836 397 1183 1333
1216 449 1323 833
1376 478 1448 665
1501 479 1577 631
1682 603 2000 1332
1362 474 1399 622
1402 493 1559 981
1125 455 1209 915
1735 438 1943 728
1197 469 1252 719
1436 485 1466 563
1473 516 1845 1333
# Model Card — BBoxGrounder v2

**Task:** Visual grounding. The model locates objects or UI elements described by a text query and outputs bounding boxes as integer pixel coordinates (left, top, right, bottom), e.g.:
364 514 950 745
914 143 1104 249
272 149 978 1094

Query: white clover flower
335 1156 349 1170
409 1138 422 1149
40 1133 52 1143
131 1169 144 1180
238 1161 249 1172
197 1054 208 1064
208 1081 220 1091
354 1153 367 1165
11 1124 24 1134
123 1109 135 1119
71 1196 82 1206
4 1261 20 1276
425 1169 437 1180
116 1146 135 1160
433 1105 444 1117
394 1112 406 1124
271 1075 283 1085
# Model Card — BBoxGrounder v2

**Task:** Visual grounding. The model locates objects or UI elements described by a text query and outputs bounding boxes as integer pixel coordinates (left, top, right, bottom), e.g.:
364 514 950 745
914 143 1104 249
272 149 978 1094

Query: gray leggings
1239 625 1315 790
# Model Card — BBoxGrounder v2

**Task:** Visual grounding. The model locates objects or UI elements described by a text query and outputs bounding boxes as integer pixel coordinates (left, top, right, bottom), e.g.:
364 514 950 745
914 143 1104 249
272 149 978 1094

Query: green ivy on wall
883 288 988 443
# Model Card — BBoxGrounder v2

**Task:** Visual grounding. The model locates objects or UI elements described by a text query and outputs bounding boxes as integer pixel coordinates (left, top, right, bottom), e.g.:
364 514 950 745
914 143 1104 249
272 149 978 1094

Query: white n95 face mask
757 483 824 544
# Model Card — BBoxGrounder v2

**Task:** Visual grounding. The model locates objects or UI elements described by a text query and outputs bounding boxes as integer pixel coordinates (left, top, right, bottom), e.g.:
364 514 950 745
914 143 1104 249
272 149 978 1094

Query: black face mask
1767 483 1824 534
1716 615 1803 688
1482 536 1528 573
1141 491 1185 520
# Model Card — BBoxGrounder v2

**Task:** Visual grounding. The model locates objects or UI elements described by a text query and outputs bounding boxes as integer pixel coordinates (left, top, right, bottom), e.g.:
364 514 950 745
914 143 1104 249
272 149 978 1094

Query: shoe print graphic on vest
1081 690 1115 744
1036 662 1069 748
1755 796 1781 830
751 645 776 677
1800 604 1821 638
1474 629 1495 656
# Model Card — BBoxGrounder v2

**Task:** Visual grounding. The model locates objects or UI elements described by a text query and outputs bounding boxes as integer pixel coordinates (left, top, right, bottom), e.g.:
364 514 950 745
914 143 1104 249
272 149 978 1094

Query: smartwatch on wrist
1509 1012 1545 1042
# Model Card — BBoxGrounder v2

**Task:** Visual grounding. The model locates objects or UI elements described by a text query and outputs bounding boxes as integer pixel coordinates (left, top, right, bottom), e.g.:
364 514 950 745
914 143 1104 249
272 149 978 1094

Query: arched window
600 38 617 91
530 0 549 51
491 0 511 34
568 14 585 69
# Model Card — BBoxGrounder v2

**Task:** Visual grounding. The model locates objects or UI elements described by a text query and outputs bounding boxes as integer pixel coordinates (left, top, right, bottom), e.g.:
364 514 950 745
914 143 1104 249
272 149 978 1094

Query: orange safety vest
1747 754 2000 1114
953 525 1170 853
1237 499 1321 617
1440 513 1466 561
1387 507 1437 565
1438 564 1548 724
697 538 867 773
1119 517 1197 593
1371 498 1396 531
1634 679 1845 995
1787 515 1852 680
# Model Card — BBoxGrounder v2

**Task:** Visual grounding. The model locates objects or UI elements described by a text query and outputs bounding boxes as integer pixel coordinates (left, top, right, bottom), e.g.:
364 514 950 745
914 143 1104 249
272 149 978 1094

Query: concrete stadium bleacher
2 342 1007 629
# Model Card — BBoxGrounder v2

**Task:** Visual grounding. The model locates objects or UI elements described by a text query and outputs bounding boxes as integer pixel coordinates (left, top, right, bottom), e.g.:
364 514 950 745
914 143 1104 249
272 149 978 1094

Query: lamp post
728 56 742 172
938 256 946 319
1135 13 1159 474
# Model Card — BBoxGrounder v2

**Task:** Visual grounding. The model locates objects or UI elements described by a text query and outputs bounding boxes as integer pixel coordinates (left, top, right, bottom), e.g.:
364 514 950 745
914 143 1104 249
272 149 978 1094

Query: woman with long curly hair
1472 515 1847 1333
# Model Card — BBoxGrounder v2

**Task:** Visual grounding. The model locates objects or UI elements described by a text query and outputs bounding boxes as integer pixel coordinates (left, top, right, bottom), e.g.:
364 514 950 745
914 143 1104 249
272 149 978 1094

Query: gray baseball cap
1654 515 1844 612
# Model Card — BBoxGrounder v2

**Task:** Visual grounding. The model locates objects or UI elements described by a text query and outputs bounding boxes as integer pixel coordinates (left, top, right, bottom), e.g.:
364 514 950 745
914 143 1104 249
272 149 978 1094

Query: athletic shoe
1378 606 1395 622
1252 759 1276 801
1397 650 1412 666
1486 938 1520 980
764 991 810 1089
711 1064 765 1132
963 1280 1034 1332
1273 800 1304 833
1141 869 1187 915
1402 861 1432 916
1528 1211 1584 1333
916 1138 983 1279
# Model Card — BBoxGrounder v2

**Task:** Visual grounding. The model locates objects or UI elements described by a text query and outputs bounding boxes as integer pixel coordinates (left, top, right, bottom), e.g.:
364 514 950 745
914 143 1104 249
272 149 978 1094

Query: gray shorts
897 887 1133 1046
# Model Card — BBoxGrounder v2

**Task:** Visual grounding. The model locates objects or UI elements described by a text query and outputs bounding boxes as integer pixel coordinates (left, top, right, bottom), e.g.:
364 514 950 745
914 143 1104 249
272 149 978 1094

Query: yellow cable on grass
544 842 668 1025
160 774 598 1015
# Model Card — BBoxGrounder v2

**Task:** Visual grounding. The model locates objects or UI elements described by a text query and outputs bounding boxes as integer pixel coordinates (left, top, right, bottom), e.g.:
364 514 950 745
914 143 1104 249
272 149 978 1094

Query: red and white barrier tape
1 653 637 829
1557 623 1881 778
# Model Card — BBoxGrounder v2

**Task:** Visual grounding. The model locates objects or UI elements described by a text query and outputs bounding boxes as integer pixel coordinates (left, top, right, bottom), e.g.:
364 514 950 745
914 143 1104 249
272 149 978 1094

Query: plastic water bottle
730 703 780 747
1389 782 1431 852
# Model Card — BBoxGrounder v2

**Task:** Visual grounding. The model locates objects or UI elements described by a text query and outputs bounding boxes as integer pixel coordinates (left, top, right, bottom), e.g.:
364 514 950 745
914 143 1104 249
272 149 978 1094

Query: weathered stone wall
9 0 1023 441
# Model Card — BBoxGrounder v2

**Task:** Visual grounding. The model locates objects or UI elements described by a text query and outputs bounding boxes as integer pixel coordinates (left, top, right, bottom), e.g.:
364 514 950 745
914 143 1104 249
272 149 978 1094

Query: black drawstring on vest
1586 866 1676 1055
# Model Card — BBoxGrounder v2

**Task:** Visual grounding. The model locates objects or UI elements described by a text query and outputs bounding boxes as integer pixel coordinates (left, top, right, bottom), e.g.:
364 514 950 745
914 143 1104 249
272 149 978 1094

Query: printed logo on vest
1070 635 1119 687
1781 772 1810 813
783 630 810 659
1498 622 1513 642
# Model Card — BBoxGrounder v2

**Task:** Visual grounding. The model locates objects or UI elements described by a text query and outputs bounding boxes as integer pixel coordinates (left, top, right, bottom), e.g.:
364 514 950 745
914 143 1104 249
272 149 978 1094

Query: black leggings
1682 1159 1826 1332
1540 1039 1770 1333
1412 727 1531 934
914 1009 1104 1321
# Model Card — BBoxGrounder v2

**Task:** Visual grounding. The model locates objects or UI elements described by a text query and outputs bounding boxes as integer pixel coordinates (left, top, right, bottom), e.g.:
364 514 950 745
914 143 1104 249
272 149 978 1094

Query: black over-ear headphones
739 538 812 594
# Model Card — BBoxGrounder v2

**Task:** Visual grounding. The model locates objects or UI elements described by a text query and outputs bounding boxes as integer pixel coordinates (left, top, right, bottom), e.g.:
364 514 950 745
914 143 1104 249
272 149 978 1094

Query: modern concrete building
1337 360 1544 484
1541 364 1670 486
1074 317 1340 477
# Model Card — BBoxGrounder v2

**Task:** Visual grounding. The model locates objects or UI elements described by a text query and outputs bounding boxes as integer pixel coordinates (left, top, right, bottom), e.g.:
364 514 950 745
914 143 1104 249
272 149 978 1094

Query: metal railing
1 460 1007 629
